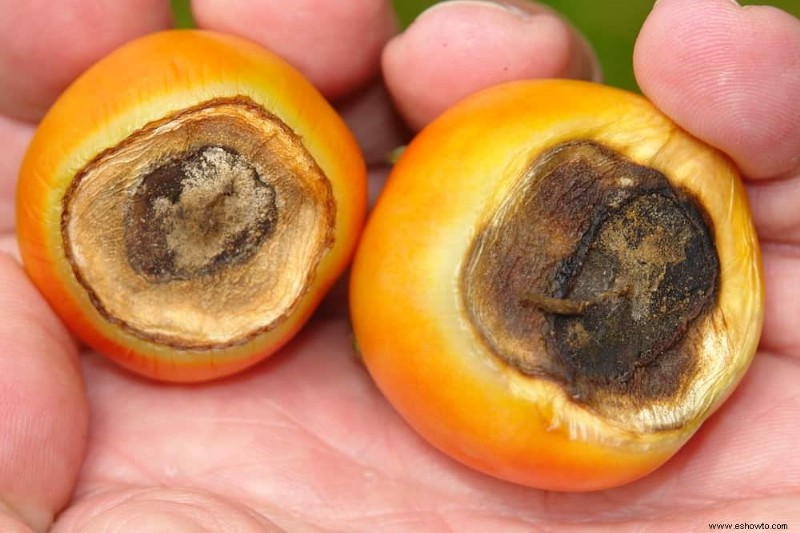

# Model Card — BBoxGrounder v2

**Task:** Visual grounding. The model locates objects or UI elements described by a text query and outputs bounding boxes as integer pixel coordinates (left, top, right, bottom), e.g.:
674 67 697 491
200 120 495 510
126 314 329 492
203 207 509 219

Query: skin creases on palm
41 320 793 530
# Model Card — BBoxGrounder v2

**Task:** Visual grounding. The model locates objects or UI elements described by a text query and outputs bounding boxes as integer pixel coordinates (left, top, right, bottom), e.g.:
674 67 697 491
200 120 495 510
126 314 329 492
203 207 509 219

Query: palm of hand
46 312 789 532
53 315 793 531
2 0 800 531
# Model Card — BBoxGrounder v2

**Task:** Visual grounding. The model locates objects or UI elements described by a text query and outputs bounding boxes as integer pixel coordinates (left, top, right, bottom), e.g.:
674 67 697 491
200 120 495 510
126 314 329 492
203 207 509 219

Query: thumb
0 254 88 531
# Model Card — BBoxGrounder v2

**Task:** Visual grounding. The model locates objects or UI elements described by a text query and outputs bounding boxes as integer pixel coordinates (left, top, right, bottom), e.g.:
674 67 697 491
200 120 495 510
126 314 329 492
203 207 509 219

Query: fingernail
474 0 537 19
420 0 537 21
654 0 740 8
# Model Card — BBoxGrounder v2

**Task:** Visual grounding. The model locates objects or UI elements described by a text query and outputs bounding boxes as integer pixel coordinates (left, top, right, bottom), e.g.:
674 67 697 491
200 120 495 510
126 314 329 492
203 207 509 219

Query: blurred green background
171 0 800 92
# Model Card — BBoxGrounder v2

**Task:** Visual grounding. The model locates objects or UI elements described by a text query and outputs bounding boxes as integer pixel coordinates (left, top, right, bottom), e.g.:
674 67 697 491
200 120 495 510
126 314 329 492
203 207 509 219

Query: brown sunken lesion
461 140 719 412
61 97 336 350
125 145 279 282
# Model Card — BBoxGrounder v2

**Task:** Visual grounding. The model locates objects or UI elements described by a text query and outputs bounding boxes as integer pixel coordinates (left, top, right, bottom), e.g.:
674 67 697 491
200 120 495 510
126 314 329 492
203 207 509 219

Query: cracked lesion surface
461 140 719 423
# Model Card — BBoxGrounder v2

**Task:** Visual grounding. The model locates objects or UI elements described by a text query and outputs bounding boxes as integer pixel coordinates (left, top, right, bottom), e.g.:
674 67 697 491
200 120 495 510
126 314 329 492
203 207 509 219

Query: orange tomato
17 30 366 382
350 79 763 490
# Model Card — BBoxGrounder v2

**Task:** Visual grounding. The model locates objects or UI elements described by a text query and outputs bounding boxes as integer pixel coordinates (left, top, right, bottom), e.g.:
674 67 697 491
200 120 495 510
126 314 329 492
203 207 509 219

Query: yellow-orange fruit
17 30 366 382
350 79 763 491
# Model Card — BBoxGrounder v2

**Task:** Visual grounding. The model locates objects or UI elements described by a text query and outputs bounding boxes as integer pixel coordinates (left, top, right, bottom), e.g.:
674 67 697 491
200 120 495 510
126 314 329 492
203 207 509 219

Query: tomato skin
350 79 763 490
17 30 366 382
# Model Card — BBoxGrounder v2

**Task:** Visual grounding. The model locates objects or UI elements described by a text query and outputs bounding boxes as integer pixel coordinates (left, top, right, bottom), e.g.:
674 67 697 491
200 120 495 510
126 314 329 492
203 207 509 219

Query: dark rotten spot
125 145 278 282
461 140 719 406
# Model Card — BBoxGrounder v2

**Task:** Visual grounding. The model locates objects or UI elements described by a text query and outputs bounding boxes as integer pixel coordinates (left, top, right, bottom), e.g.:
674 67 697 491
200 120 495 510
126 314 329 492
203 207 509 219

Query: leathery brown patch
61 97 335 349
461 140 719 413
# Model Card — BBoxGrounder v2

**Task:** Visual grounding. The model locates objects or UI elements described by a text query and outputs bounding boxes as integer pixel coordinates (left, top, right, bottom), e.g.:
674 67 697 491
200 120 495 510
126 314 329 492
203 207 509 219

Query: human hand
0 0 798 531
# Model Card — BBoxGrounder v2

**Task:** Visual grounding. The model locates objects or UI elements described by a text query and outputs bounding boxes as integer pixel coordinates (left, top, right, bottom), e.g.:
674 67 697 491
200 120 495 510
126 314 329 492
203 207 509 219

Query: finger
757 245 800 358
633 0 800 181
0 116 34 233
192 0 398 100
746 176 800 244
0 0 173 122
382 0 601 130
335 81 411 166
0 254 87 531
